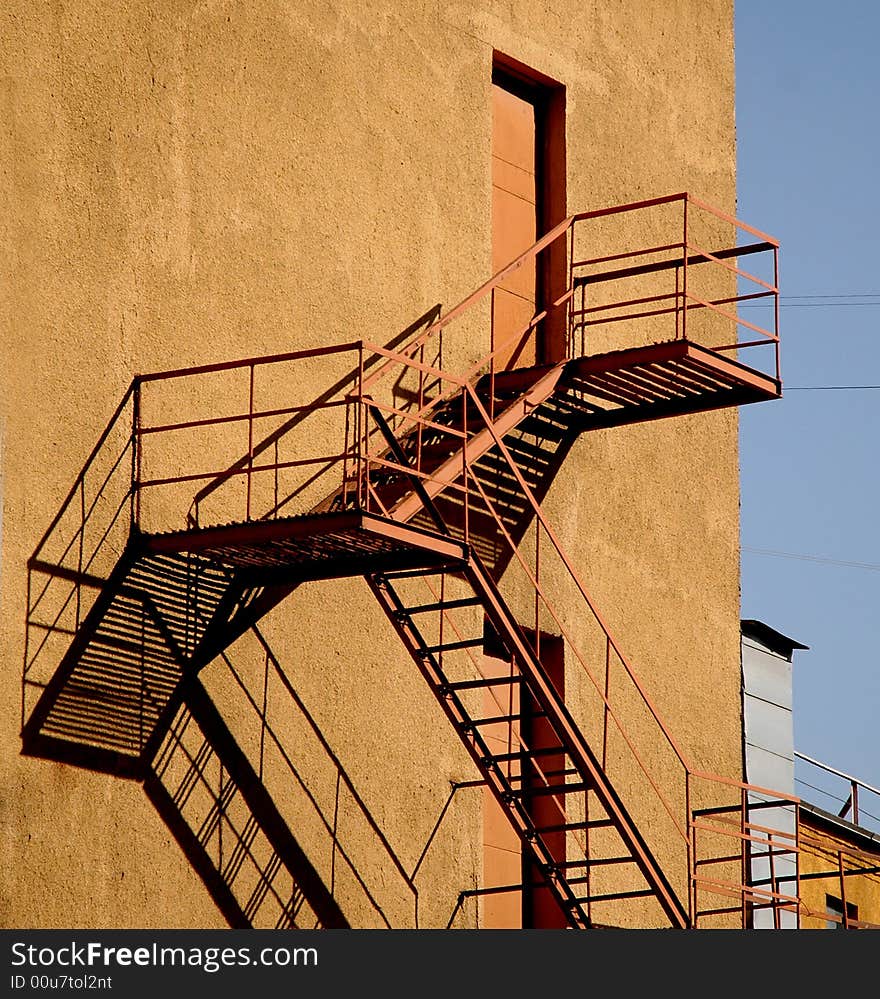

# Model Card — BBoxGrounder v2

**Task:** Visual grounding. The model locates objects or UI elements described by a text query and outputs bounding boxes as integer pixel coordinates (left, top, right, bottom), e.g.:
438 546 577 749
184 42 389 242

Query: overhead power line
742 546 880 572
739 292 880 309
740 301 880 308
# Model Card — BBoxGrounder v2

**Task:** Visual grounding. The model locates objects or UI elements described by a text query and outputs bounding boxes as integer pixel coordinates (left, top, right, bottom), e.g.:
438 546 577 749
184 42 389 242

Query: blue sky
736 3 879 807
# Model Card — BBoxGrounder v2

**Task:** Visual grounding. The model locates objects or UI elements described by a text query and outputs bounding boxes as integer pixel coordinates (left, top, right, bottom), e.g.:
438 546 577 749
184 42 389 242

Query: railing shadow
145 676 348 928
206 622 422 928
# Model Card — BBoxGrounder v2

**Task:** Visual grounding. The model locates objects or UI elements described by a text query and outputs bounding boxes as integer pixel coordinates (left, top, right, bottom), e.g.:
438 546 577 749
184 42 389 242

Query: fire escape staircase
22 194 785 928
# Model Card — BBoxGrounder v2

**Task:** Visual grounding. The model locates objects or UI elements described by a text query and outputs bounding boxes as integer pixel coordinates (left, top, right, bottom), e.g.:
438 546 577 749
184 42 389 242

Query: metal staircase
22 193 796 928
368 556 687 927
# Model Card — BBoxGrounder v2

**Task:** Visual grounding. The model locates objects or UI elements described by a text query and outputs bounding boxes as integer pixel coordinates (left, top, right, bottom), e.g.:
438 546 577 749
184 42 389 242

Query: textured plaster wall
798 820 880 929
1 0 739 928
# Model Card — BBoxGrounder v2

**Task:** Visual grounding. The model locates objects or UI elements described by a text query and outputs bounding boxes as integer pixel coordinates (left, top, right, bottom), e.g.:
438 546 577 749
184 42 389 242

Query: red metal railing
363 192 780 399
24 193 791 927
795 751 880 833
350 339 798 924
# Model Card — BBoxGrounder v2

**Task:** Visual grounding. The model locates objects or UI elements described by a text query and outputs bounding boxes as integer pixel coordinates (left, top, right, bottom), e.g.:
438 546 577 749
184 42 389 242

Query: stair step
470 711 544 727
507 767 578 785
404 597 483 615
559 857 636 873
381 568 445 581
512 780 591 798
535 818 615 834
422 637 484 655
446 675 523 692
571 888 656 905
485 747 561 765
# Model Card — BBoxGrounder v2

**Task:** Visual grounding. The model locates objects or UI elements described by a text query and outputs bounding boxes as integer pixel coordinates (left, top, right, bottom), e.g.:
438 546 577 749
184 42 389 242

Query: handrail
361 214 576 392
795 750 880 829
461 379 693 774
364 191 780 398
795 752 880 798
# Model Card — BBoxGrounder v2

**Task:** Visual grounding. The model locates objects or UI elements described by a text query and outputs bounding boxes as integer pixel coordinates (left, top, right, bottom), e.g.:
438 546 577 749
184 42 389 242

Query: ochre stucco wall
798 818 880 929
1 1 741 928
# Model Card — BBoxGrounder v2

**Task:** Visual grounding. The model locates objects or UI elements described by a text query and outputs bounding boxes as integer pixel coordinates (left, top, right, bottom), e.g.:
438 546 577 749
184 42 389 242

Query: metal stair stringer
366 551 689 929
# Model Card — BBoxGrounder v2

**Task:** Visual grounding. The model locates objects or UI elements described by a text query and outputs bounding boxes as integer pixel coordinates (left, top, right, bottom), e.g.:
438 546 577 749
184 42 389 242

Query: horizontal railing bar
136 341 362 384
688 771 800 804
571 241 683 269
573 288 774 320
694 904 743 918
574 241 774 287
795 751 880 798
691 821 795 851
683 292 777 341
692 875 799 905
712 338 779 351
686 192 780 246
570 191 688 223
139 399 348 436
685 240 778 293
139 452 347 490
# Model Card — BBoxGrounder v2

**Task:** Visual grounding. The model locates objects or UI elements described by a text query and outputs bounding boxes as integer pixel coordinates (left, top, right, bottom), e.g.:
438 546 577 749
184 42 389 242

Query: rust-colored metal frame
21 193 803 929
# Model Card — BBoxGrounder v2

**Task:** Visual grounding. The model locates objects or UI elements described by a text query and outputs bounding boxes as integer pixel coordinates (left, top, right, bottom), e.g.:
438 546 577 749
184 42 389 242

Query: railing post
417 343 425 470
567 223 575 358
794 801 802 928
342 392 351 510
602 637 610 770
132 379 142 530
741 785 749 929
674 264 681 339
685 771 693 926
246 363 255 522
534 521 540 663
691 810 698 928
584 789 593 926
682 195 689 342
851 780 859 825
489 288 496 420
76 479 85 630
461 387 468 544
769 831 780 929
773 247 780 382
357 345 365 510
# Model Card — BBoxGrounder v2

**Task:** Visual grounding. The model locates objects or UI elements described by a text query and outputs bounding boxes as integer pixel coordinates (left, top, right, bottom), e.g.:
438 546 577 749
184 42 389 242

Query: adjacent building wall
799 812 880 929
740 620 807 928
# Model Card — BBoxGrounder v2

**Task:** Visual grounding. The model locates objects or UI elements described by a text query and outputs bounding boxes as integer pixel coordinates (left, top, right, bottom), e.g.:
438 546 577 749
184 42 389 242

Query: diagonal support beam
388 363 567 524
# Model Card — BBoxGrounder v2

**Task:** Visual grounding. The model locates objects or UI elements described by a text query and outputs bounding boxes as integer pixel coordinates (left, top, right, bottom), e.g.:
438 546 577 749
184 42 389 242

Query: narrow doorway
480 627 567 928
491 57 566 370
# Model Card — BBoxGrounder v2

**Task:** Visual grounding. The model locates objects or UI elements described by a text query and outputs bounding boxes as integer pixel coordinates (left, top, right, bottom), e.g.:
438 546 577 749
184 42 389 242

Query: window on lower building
825 893 858 929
